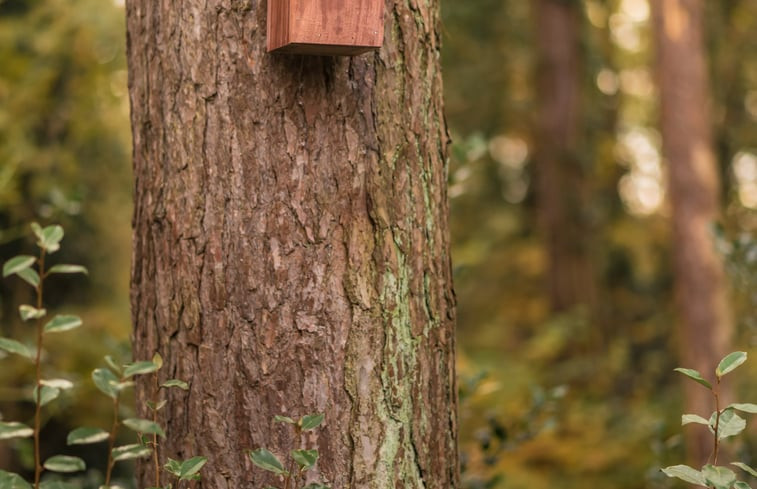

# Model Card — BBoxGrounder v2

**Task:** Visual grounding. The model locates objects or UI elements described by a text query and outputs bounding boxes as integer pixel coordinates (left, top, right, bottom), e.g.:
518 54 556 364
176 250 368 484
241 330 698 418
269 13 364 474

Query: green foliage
0 224 206 489
247 414 331 489
663 352 757 489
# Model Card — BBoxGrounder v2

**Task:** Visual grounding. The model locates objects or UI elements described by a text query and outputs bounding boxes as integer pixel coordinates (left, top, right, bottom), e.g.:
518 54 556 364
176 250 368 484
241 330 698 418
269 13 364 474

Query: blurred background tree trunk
652 0 733 466
534 0 598 318
126 0 458 487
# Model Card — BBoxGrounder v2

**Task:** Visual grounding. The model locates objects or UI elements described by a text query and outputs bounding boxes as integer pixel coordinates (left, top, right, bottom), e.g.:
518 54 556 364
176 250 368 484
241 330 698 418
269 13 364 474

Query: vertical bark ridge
127 0 457 487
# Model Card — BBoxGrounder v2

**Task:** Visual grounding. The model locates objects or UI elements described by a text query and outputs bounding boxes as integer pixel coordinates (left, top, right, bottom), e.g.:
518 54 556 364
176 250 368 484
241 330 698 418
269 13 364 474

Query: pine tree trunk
651 0 732 466
125 1 458 487
534 0 597 316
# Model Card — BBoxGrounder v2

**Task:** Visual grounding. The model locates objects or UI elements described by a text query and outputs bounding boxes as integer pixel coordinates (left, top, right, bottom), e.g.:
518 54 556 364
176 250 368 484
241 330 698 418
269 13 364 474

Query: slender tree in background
125 1 457 487
652 0 732 465
534 0 597 315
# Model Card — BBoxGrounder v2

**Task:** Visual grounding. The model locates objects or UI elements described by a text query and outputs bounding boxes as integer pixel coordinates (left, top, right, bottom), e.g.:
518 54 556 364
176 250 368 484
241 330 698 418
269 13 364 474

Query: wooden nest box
267 0 385 56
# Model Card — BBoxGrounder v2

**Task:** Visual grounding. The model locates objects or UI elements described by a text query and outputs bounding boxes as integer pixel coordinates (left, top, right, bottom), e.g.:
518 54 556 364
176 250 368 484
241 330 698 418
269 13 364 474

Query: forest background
2 0 757 488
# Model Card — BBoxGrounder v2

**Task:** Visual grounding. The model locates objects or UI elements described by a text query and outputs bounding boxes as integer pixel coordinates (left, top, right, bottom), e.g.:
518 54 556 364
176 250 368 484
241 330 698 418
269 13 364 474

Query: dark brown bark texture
125 1 458 488
534 0 598 315
652 0 732 466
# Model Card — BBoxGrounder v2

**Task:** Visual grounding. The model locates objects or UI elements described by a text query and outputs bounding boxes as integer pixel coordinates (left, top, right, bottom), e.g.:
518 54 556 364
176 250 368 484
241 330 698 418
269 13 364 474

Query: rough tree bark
534 0 597 316
651 0 732 466
125 1 458 488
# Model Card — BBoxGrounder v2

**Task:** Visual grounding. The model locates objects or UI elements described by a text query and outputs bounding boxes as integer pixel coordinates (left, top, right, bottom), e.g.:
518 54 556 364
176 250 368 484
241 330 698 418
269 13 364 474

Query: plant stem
713 377 722 465
105 394 121 486
152 371 161 488
33 249 46 489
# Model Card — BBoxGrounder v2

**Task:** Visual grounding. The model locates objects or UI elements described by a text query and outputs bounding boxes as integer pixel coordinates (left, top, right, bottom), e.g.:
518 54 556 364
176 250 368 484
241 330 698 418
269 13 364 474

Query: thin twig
33 249 46 489
104 394 121 486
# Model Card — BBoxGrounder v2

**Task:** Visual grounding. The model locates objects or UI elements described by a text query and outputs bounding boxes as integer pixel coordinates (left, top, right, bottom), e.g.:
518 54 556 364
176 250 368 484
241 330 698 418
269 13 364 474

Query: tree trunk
534 0 597 316
125 1 458 488
651 0 732 466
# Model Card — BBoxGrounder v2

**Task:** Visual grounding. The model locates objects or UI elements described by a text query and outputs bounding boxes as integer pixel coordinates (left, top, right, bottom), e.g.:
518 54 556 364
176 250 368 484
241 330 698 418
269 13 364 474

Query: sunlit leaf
0 422 34 440
716 352 747 378
43 315 82 334
682 414 710 426
0 469 32 489
122 418 165 438
47 265 88 275
300 413 324 430
3 256 36 278
711 409 747 440
661 465 707 485
247 448 287 475
92 368 119 399
33 386 60 407
33 224 64 253
164 458 182 476
729 403 757 414
0 338 32 358
67 427 110 445
111 444 152 462
19 305 46 321
40 379 73 390
43 455 86 473
274 415 296 424
291 449 318 471
673 368 712 389
179 457 207 479
15 268 40 288
733 462 757 478
123 361 159 377
702 464 737 489
161 380 189 390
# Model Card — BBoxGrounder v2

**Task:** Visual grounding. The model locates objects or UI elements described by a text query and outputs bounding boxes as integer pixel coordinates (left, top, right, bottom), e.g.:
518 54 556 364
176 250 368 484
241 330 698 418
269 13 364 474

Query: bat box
267 0 385 56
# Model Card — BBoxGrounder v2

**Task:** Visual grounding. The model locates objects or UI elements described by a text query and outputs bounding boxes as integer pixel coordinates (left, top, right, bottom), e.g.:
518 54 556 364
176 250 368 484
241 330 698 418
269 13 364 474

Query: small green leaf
702 464 737 489
161 380 189 390
717 352 748 378
19 305 46 321
730 403 757 414
3 256 36 278
15 268 40 288
661 465 707 485
40 379 73 390
112 444 152 462
67 427 110 445
179 456 207 479
123 361 160 377
33 386 60 406
0 470 32 489
43 315 82 334
274 415 296 424
43 455 86 473
247 448 287 475
291 449 318 471
0 421 34 440
92 368 119 399
0 338 32 358
47 265 88 275
164 458 182 476
300 413 324 431
713 409 747 439
146 400 168 411
123 418 166 438
682 414 710 426
734 481 753 489
673 368 712 389
104 355 122 374
34 224 64 253
152 352 163 369
733 462 757 478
